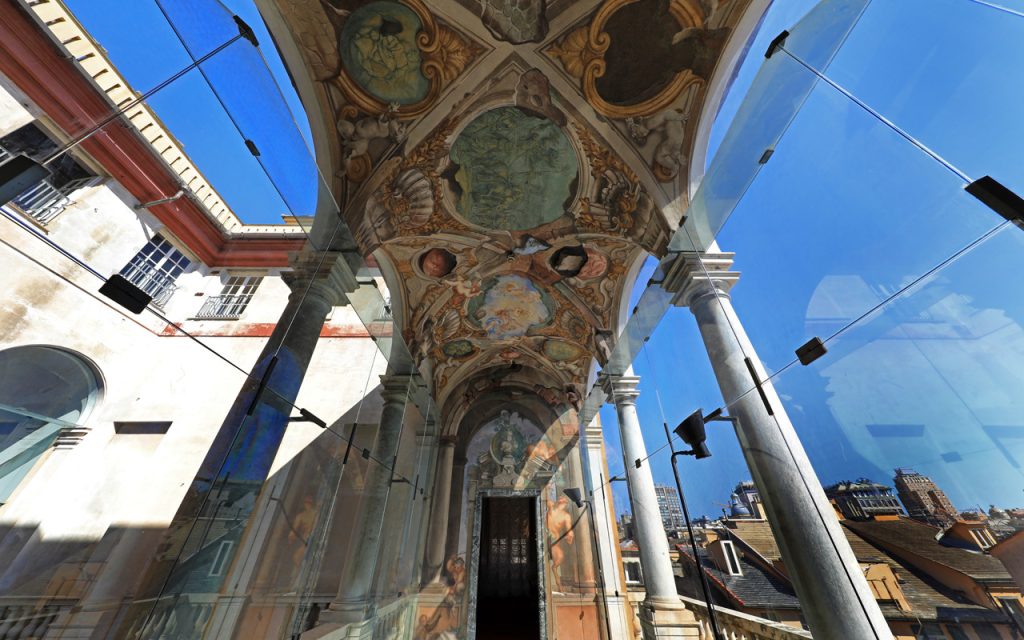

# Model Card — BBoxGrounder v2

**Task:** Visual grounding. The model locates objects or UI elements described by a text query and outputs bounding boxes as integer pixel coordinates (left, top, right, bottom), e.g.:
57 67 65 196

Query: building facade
893 468 958 529
654 484 685 533
825 479 906 522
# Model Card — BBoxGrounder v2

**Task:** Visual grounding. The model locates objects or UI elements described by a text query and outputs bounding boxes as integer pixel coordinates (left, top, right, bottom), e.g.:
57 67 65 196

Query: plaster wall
0 156 387 621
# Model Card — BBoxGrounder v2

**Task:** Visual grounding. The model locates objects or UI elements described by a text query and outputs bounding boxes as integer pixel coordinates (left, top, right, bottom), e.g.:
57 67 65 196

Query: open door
476 496 541 639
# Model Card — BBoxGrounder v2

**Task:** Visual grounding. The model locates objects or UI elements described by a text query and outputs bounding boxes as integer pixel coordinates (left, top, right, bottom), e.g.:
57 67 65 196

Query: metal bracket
744 357 774 416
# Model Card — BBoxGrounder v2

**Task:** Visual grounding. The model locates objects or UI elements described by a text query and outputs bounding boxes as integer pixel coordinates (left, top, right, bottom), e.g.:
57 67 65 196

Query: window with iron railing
194 276 262 320
119 234 191 308
0 124 100 225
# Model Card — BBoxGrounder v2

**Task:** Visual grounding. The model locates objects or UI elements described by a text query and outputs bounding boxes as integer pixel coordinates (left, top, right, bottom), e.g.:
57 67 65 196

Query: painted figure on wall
546 493 575 590
414 554 466 640
469 275 553 339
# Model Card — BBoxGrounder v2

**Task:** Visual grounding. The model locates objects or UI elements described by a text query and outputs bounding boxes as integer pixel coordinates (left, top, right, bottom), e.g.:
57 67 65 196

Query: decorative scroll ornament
545 0 705 119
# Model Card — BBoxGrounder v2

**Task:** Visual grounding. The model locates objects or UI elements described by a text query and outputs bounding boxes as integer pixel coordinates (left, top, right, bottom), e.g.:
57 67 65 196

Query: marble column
663 251 892 640
113 249 354 639
421 437 456 584
325 373 413 624
600 373 698 639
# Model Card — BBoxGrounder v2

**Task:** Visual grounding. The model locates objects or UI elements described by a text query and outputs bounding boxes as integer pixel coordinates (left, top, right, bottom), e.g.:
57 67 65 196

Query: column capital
379 373 413 405
661 251 740 309
599 374 641 406
283 248 358 309
438 435 457 447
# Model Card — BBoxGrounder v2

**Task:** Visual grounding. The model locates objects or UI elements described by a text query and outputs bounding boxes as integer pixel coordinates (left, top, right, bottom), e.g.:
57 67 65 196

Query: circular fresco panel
449 107 577 230
339 1 429 105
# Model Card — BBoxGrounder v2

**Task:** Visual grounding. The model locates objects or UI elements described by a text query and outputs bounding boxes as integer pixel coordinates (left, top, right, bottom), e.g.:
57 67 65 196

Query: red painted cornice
0 1 305 268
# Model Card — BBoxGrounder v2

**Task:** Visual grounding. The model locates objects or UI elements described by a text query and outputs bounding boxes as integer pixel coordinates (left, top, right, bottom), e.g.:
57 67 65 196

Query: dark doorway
477 496 541 639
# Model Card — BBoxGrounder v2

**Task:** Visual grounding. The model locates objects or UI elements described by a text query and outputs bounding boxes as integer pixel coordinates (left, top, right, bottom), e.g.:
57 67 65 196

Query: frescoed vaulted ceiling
260 0 755 429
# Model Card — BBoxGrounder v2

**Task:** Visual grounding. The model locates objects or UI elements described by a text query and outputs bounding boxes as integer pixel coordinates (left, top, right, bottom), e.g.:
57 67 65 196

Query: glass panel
821 0 1024 194
707 75 1003 384
669 0 871 253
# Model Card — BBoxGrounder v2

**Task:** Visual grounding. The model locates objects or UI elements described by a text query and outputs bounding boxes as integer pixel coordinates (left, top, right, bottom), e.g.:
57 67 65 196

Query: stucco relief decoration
546 0 731 181
283 0 483 184
480 0 548 44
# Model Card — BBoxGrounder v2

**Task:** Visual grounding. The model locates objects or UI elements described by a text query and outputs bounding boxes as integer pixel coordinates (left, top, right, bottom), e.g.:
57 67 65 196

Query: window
119 234 191 308
969 529 994 550
195 275 262 320
623 558 643 584
0 346 102 504
721 540 743 576
1 123 100 225
208 540 234 577
943 626 969 640
999 597 1024 630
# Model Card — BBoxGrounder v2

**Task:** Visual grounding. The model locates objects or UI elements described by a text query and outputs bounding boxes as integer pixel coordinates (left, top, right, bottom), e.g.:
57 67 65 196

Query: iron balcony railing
119 268 178 309
11 179 71 225
194 294 252 320
0 145 71 226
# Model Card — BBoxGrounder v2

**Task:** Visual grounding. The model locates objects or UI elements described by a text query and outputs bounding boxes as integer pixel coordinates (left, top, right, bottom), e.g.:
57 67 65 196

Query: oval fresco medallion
467 274 554 339
339 1 429 105
542 340 584 362
442 339 476 359
448 107 578 230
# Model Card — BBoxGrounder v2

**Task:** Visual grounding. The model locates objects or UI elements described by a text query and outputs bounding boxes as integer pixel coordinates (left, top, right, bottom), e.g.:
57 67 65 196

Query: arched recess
0 346 103 503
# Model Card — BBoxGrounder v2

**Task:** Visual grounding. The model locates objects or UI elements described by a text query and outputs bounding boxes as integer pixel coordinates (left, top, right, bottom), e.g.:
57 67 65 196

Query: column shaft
330 375 411 621
688 286 891 640
114 254 349 638
422 438 455 583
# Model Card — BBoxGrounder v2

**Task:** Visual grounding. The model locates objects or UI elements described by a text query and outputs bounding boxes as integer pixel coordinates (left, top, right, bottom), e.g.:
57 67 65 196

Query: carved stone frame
467 488 549 640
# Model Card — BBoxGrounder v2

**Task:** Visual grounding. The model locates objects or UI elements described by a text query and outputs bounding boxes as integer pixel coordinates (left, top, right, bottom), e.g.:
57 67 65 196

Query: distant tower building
824 478 905 521
893 468 957 528
732 480 766 519
654 484 685 531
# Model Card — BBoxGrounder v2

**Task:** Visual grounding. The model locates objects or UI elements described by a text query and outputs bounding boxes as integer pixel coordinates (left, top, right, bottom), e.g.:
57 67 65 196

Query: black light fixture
674 410 711 459
562 487 584 508
664 411 732 640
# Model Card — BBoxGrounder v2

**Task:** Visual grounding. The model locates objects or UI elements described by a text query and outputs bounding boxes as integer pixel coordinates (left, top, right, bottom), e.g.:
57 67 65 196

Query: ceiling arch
258 0 763 430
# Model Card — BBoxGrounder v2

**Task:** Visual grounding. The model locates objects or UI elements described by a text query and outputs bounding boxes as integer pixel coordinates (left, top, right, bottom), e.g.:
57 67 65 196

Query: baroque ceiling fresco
269 0 751 430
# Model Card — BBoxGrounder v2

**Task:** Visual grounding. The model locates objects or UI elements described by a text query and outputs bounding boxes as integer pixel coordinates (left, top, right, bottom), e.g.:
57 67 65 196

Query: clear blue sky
64 0 315 224
602 0 1024 520
67 0 1024 520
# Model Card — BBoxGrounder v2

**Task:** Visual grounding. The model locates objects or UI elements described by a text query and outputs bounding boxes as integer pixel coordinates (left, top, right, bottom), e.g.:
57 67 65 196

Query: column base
313 600 371 627
639 597 701 640
298 619 374 640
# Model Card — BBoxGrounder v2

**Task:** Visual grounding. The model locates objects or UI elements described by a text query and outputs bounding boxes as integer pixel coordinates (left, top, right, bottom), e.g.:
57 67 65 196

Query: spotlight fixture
674 408 736 460
674 409 712 459
562 487 584 508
